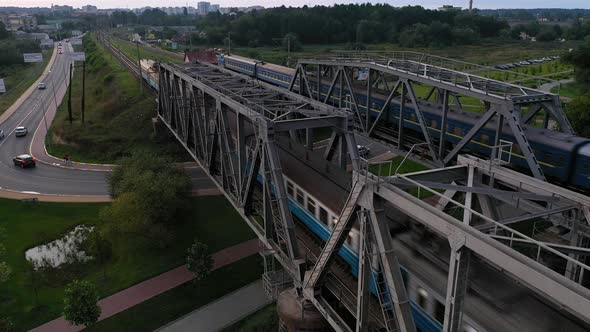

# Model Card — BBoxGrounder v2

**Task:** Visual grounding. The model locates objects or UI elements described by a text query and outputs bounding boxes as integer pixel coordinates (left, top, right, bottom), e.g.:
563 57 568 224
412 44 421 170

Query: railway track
95 33 150 85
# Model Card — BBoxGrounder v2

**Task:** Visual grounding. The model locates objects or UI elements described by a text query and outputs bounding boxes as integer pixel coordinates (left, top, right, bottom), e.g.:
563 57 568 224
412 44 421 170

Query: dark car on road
13 154 36 168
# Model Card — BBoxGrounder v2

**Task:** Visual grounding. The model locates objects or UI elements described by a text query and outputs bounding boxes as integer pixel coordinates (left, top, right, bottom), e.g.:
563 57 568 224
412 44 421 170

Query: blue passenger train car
220 54 590 191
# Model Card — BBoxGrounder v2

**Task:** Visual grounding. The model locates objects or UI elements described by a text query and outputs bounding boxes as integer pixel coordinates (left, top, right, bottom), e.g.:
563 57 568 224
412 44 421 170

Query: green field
221 304 278 332
552 81 587 99
46 33 189 163
0 196 256 331
369 155 429 176
0 49 52 116
85 255 263 331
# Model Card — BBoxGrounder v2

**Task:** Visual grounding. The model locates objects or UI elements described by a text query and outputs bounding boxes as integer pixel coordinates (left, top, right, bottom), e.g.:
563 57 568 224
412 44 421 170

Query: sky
2 0 590 10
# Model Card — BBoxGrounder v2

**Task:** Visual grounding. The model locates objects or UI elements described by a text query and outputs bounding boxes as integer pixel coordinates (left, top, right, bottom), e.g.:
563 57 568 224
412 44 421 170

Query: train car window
296 188 305 205
454 127 462 136
307 198 316 215
287 181 294 197
481 134 490 144
558 155 565 167
431 119 438 128
434 301 445 323
319 207 328 224
583 162 590 174
545 152 553 161
416 287 429 310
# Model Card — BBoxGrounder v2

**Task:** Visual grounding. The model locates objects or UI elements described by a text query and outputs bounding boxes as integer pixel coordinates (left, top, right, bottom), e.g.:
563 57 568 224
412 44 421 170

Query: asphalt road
0 41 212 196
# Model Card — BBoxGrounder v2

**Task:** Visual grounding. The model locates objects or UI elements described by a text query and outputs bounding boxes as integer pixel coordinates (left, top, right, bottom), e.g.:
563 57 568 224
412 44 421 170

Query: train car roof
224 54 258 65
258 62 296 76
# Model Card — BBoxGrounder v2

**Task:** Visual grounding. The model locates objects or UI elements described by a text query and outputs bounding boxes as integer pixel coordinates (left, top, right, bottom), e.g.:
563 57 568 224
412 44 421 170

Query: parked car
15 126 28 137
58 42 62 46
13 154 35 168
0 129 4 140
65 39 70 42
58 49 63 54
38 82 46 90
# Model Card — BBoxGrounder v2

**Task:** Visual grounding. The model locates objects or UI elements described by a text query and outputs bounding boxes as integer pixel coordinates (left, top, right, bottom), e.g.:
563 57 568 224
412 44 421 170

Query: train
217 54 590 191
141 50 588 331
276 144 587 332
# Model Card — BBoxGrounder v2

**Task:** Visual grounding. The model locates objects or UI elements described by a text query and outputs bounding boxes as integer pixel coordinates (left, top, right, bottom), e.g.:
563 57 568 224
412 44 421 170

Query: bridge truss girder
159 62 417 331
158 61 590 332
289 59 573 181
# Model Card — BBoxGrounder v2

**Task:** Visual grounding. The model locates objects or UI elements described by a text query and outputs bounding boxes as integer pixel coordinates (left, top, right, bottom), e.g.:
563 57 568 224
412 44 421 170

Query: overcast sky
3 0 590 10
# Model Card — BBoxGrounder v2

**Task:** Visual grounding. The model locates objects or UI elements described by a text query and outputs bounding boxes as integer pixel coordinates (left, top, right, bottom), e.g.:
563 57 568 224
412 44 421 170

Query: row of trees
509 19 590 41
563 36 590 138
195 5 508 47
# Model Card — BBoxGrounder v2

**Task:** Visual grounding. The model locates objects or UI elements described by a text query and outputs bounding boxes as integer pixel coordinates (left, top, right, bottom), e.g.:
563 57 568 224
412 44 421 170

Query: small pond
25 225 94 268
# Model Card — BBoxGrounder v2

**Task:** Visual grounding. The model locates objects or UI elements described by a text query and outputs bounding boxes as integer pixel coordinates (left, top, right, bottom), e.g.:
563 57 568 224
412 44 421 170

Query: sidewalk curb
0 188 111 202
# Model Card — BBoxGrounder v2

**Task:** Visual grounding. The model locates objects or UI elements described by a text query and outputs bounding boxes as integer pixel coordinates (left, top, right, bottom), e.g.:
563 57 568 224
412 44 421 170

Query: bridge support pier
277 288 330 332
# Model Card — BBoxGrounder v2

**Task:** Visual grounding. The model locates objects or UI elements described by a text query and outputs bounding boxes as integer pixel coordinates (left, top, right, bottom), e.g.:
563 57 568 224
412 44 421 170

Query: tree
102 150 191 247
563 37 590 88
186 240 213 286
85 231 112 281
536 27 557 42
565 95 590 138
0 22 9 40
63 280 101 327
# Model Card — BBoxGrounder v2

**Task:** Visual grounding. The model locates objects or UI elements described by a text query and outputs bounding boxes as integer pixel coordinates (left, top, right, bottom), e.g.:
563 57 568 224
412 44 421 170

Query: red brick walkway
30 239 260 332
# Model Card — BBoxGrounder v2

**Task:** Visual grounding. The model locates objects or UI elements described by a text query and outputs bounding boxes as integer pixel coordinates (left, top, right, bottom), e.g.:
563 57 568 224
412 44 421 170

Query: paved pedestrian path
155 280 271 332
30 239 260 332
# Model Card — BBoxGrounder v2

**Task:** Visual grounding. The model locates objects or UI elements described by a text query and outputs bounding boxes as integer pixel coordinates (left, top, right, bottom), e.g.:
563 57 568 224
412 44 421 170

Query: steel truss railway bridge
288 52 573 181
157 58 590 332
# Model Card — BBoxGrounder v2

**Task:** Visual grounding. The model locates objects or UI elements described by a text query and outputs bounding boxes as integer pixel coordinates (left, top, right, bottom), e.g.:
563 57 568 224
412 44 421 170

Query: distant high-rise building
51 5 74 13
81 5 98 12
197 2 210 15
209 4 219 12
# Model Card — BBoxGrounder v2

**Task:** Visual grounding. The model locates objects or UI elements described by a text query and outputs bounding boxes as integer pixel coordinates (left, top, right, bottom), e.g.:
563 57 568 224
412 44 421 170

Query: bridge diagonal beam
368 195 417 332
403 80 441 164
304 179 365 290
368 80 401 135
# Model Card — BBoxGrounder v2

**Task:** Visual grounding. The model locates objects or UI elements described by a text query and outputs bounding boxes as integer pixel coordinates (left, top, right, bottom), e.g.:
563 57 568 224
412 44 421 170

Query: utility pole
81 61 86 124
287 34 291 67
68 62 73 124
136 41 143 95
227 32 231 55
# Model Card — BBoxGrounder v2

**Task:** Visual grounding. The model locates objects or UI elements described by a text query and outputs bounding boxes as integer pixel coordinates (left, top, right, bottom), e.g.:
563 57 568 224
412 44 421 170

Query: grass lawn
46 33 189 164
85 255 263 332
552 81 587 99
221 304 278 332
0 195 256 331
369 155 429 176
0 49 53 116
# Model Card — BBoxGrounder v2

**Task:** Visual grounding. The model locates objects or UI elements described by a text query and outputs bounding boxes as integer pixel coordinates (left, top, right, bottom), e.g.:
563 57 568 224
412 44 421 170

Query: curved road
0 40 212 197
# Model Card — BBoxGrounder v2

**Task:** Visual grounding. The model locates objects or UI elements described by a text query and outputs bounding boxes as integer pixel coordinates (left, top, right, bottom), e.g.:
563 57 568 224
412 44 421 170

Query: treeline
478 8 590 22
0 22 41 66
210 5 508 47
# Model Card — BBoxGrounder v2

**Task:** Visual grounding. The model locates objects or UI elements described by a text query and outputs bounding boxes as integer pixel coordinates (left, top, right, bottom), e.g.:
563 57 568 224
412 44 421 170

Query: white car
0 129 4 139
15 126 28 137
